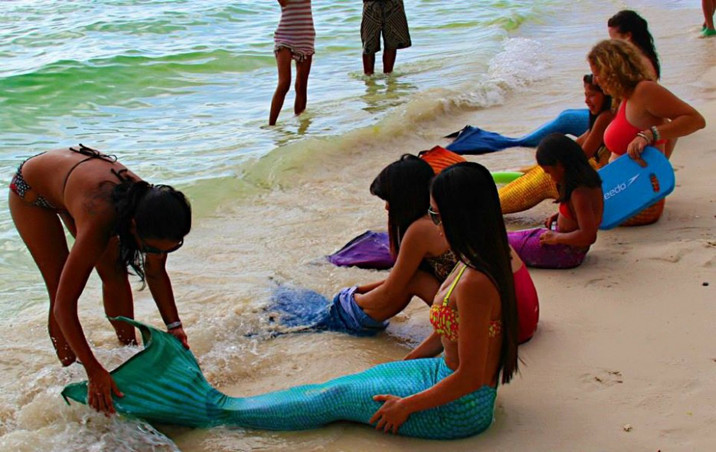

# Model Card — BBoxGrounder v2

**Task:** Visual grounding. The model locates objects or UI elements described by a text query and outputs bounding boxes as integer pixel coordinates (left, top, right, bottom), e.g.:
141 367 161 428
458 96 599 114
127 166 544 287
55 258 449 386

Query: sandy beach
1 2 714 451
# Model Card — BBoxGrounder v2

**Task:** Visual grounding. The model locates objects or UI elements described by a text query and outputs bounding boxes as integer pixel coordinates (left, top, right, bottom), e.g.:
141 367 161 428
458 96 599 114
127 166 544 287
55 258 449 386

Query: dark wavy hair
536 133 602 203
430 162 518 385
112 180 192 281
583 73 613 129
370 154 434 257
607 10 660 79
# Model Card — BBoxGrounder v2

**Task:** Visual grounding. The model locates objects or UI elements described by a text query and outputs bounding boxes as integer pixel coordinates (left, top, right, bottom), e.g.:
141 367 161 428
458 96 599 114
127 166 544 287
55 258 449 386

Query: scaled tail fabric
326 231 394 269
508 228 587 269
446 109 590 154
62 318 496 439
268 285 387 336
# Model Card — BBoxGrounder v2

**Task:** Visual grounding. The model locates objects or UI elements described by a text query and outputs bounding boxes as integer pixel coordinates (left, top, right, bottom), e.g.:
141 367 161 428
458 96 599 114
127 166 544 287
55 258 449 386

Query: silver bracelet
636 132 651 143
166 320 182 330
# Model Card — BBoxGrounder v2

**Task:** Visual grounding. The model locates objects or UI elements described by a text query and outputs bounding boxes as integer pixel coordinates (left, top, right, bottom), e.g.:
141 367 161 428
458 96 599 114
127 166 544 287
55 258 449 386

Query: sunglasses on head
141 238 184 255
427 206 441 225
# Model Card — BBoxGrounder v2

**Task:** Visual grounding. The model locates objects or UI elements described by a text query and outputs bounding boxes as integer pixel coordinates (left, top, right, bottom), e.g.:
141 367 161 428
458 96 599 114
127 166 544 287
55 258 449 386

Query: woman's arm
403 331 444 360
370 271 496 433
144 253 189 349
359 221 432 301
626 81 706 160
540 188 600 248
576 111 614 158
356 280 384 294
53 224 123 414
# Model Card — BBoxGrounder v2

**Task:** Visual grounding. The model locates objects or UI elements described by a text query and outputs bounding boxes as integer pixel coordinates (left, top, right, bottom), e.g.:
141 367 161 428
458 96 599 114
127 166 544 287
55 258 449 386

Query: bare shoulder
633 80 667 99
458 267 499 300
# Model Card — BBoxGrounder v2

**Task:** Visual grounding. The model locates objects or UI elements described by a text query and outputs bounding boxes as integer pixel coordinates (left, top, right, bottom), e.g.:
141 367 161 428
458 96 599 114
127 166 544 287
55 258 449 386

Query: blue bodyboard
598 146 675 229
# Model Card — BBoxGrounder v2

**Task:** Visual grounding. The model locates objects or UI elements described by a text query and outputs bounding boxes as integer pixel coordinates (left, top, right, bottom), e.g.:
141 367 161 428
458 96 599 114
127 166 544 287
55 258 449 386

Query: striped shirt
274 0 315 59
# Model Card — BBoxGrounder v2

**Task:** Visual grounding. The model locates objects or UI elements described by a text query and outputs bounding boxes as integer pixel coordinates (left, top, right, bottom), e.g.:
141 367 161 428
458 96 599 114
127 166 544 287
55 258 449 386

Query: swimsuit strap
442 264 467 305
69 144 118 163
62 144 123 195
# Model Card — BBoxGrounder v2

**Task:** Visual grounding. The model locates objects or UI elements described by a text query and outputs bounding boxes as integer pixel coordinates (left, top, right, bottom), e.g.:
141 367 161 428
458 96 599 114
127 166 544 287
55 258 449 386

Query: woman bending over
9 145 191 414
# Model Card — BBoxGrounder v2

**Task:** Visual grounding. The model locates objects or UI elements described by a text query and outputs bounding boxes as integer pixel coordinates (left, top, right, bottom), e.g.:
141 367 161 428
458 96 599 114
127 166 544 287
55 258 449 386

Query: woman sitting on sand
508 134 603 269
8 145 192 415
325 155 537 342
273 154 538 343
588 39 705 163
499 74 614 215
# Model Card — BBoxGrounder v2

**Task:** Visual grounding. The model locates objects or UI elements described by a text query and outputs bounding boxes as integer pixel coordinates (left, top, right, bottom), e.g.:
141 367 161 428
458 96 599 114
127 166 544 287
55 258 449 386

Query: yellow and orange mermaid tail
498 147 611 215
498 165 558 214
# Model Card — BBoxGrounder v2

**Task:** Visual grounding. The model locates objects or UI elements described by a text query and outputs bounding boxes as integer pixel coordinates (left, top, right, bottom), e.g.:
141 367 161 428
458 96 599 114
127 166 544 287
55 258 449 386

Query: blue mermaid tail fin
446 108 590 154
446 126 522 154
517 108 590 147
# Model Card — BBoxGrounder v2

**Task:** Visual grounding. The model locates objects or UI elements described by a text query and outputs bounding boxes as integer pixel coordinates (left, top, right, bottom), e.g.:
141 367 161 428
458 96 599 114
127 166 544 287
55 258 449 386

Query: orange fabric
419 146 466 175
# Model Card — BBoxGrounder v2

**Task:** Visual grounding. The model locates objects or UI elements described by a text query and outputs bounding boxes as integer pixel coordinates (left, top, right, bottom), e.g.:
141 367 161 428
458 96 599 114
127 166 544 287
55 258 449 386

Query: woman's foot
701 27 716 37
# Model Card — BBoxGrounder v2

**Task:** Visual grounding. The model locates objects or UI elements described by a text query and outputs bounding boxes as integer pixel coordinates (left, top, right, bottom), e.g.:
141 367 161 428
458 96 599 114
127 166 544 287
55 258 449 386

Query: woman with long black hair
9 144 191 415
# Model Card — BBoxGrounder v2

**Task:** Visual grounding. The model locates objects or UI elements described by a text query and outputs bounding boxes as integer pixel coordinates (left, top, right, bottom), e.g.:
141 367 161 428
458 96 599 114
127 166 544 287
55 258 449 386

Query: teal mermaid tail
62 318 496 439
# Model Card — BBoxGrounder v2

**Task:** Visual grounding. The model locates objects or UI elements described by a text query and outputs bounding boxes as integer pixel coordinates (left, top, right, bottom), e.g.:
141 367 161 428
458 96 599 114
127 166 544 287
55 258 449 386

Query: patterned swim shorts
361 0 412 54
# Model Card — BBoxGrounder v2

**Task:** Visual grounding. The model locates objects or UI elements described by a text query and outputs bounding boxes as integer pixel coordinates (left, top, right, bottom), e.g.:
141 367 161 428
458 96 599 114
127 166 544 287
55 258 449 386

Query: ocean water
0 0 710 450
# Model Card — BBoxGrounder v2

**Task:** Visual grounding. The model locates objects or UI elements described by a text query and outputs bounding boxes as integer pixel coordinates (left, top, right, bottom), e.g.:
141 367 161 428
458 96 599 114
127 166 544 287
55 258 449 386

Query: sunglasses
427 206 441 225
141 238 184 255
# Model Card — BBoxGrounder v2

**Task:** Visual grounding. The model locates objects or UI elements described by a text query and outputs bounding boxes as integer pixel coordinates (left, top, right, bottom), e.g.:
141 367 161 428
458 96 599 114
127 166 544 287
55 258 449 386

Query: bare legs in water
269 47 313 125
362 49 397 76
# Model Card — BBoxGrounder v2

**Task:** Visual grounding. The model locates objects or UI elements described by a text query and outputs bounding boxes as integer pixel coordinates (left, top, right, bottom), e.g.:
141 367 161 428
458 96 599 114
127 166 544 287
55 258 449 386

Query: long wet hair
536 133 602 203
587 39 652 100
370 154 434 257
607 10 660 79
112 179 192 281
583 73 612 129
430 162 518 385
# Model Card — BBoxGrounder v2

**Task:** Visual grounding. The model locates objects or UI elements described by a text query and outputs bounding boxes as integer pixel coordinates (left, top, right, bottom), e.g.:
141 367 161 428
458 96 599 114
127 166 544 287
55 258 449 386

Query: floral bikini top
429 264 502 342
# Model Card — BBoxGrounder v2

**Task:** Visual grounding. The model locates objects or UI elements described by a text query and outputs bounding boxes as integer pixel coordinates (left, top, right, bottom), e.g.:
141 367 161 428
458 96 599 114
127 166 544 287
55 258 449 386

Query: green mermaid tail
62 318 496 439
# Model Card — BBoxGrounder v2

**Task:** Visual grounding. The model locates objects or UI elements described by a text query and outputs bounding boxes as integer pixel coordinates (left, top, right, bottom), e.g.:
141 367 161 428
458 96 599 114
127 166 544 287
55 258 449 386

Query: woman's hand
369 395 412 434
539 230 559 245
168 326 190 349
626 136 648 166
544 213 558 229
87 367 123 415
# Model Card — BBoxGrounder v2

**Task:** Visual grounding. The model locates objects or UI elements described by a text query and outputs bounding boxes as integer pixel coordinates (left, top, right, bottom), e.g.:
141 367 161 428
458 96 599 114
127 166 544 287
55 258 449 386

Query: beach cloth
62 317 496 439
446 108 590 154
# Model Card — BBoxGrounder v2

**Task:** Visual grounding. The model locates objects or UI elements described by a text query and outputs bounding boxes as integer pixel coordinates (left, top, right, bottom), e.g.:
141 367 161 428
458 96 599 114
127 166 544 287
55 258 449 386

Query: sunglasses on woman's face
141 238 184 255
427 206 441 225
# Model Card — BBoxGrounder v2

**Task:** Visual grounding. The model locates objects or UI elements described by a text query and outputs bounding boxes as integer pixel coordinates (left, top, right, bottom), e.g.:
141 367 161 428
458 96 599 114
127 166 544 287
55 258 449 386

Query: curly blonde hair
587 39 654 100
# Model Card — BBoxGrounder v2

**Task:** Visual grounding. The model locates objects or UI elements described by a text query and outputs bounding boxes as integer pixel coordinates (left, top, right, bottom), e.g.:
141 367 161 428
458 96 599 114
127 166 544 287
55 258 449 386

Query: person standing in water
269 0 315 125
361 0 411 75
